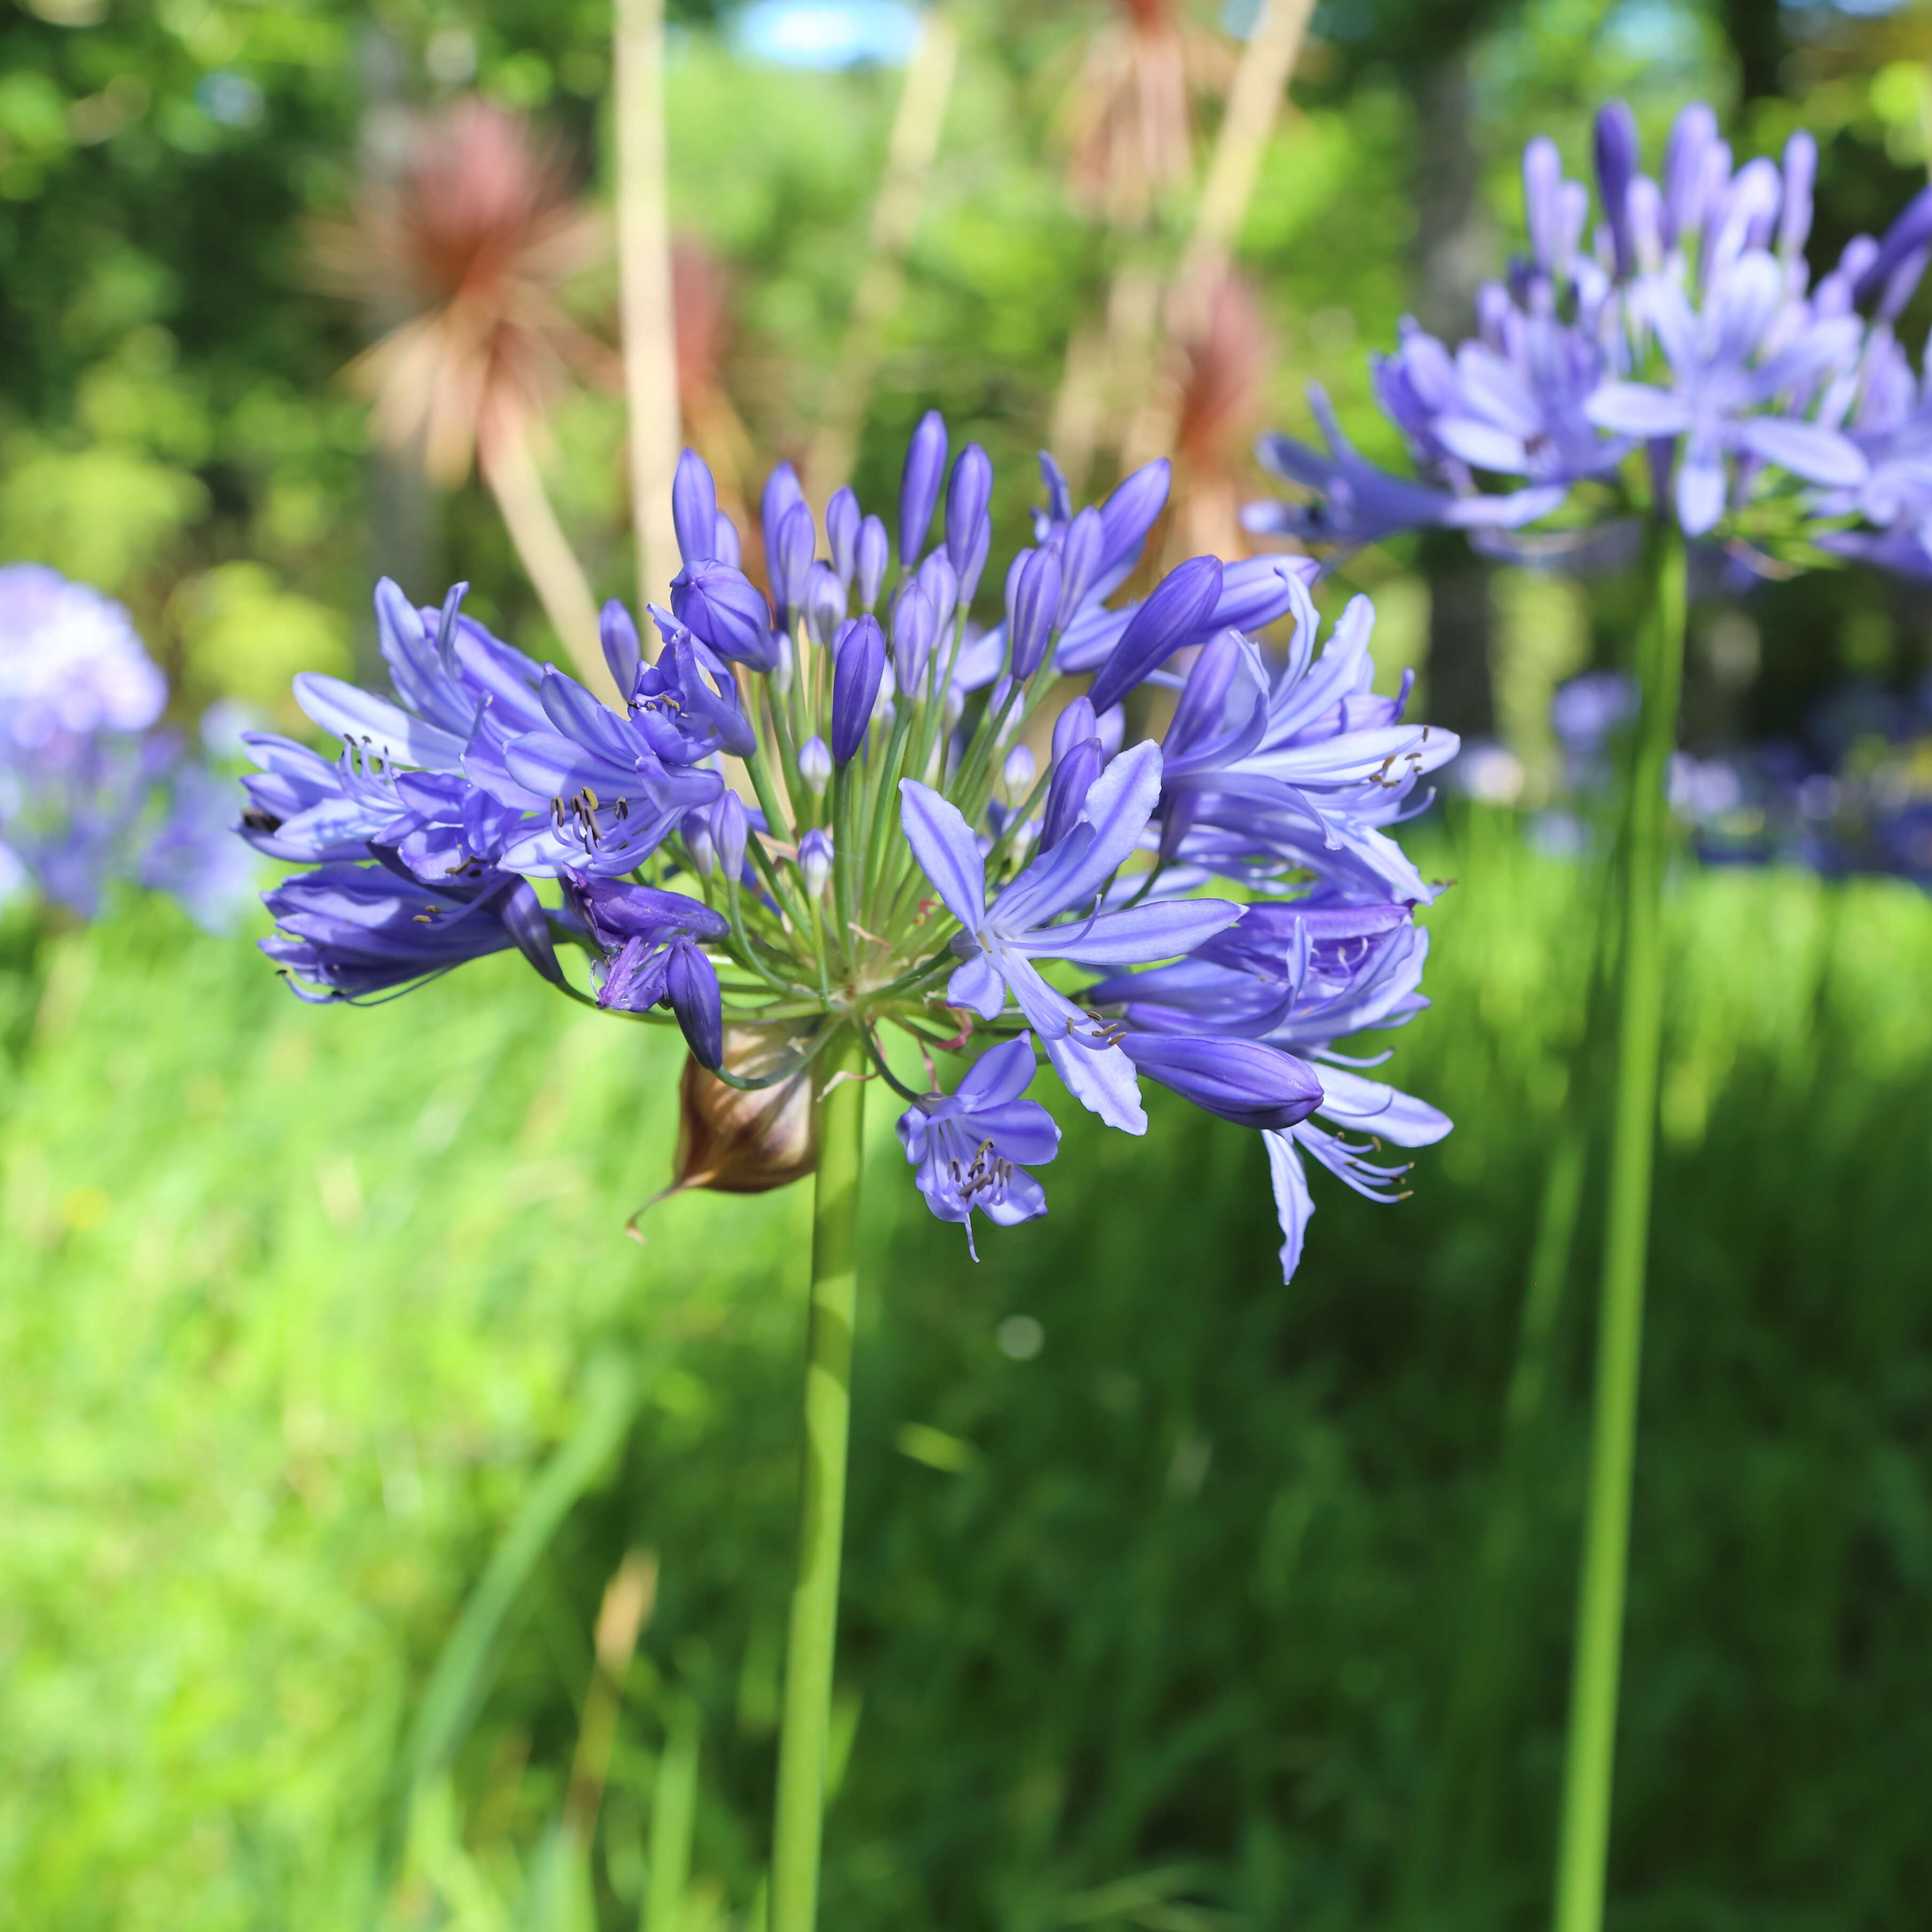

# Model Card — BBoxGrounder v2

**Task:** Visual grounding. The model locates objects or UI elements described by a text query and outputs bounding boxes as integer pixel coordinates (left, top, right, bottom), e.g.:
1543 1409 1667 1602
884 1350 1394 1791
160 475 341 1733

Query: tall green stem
1552 521 1686 1932
771 1027 866 1932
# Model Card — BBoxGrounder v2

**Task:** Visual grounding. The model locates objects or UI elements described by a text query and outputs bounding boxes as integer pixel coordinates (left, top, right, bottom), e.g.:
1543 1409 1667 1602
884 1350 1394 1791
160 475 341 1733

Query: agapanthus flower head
1246 99 1888 562
0 565 254 929
244 421 1455 1279
0 564 165 751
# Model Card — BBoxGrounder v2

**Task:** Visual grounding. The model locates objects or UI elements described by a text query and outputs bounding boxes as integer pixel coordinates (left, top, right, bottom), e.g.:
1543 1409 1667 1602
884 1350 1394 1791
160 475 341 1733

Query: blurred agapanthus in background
0 564 254 931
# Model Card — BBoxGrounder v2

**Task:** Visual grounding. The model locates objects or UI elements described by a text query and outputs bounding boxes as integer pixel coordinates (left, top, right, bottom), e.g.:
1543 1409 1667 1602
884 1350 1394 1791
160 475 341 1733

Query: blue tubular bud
670 560 775 667
856 515 890 610
1051 695 1097 763
672 450 719 564
1594 100 1639 277
830 614 886 764
891 583 938 690
914 549 958 634
1661 100 1718 246
798 827 833 898
1039 735 1102 852
804 561 848 648
1056 506 1104 624
760 462 805 582
601 599 642 698
1096 459 1171 587
826 486 861 587
772 501 816 627
946 443 993 603
1120 1032 1323 1132
711 789 749 884
1086 555 1224 714
899 409 948 565
1855 183 1932 310
713 512 742 569
1007 545 1062 681
799 734 833 797
682 805 717 877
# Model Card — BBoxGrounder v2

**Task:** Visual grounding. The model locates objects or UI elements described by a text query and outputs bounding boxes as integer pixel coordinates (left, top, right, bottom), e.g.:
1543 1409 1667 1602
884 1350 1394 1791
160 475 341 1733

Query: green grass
4 819 1931 1930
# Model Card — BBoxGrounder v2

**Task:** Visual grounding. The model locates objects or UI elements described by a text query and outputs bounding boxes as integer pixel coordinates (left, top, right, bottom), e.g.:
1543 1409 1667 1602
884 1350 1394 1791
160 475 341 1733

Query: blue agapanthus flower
1243 99 1932 565
0 563 255 931
242 419 1456 1279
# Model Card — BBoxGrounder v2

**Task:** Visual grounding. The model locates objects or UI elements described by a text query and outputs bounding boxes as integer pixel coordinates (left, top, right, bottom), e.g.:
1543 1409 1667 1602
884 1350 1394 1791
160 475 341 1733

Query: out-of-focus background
3 2 1931 1928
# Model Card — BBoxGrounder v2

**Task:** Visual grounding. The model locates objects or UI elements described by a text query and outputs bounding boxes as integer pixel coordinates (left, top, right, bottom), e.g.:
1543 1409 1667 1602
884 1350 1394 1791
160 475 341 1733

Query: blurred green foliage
5 835 1931 1928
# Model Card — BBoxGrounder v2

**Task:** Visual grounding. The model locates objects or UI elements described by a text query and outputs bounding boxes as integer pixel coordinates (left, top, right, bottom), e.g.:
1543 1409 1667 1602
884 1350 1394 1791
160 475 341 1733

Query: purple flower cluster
0 564 255 930
245 421 1455 1279
1248 100 1932 567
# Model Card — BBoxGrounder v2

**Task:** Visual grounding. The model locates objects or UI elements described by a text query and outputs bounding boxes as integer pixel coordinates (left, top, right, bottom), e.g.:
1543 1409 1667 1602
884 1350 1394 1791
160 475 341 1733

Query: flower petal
1735 415 1868 488
995 739 1165 929
1265 1129 1315 1284
1584 383 1694 439
1014 897 1243 965
294 673 466 769
955 1032 1039 1109
899 780 988 930
1310 1065 1452 1145
946 953 1006 1020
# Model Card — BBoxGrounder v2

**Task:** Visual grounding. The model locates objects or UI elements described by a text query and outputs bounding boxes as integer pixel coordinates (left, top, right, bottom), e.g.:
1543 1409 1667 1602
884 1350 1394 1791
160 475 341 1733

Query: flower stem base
769 1027 866 1932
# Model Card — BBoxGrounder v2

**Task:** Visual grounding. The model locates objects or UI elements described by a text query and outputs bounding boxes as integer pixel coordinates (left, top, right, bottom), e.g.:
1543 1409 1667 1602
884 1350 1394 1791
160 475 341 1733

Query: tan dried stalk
616 0 685 631
1124 0 1318 470
805 10 961 498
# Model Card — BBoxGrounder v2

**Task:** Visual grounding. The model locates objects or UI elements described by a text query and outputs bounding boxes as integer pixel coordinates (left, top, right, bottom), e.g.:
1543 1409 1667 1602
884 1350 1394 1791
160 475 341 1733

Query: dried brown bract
630 1026 820 1235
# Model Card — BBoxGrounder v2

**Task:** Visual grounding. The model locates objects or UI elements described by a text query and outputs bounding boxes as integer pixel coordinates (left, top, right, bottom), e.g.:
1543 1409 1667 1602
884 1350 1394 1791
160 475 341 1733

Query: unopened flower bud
899 409 947 565
773 501 816 627
799 734 832 796
672 449 719 564
799 828 833 898
1593 100 1639 278
826 486 861 586
682 805 717 877
1002 743 1036 793
1096 460 1169 590
946 443 993 604
710 790 749 884
1087 555 1224 714
831 614 886 764
915 549 958 633
891 582 938 689
943 683 965 731
601 599 642 698
771 632 795 695
713 512 741 570
804 560 847 648
1007 544 1062 680
1056 506 1104 624
670 561 774 668
855 514 889 611
1040 735 1102 851
1053 695 1098 763
760 462 805 583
